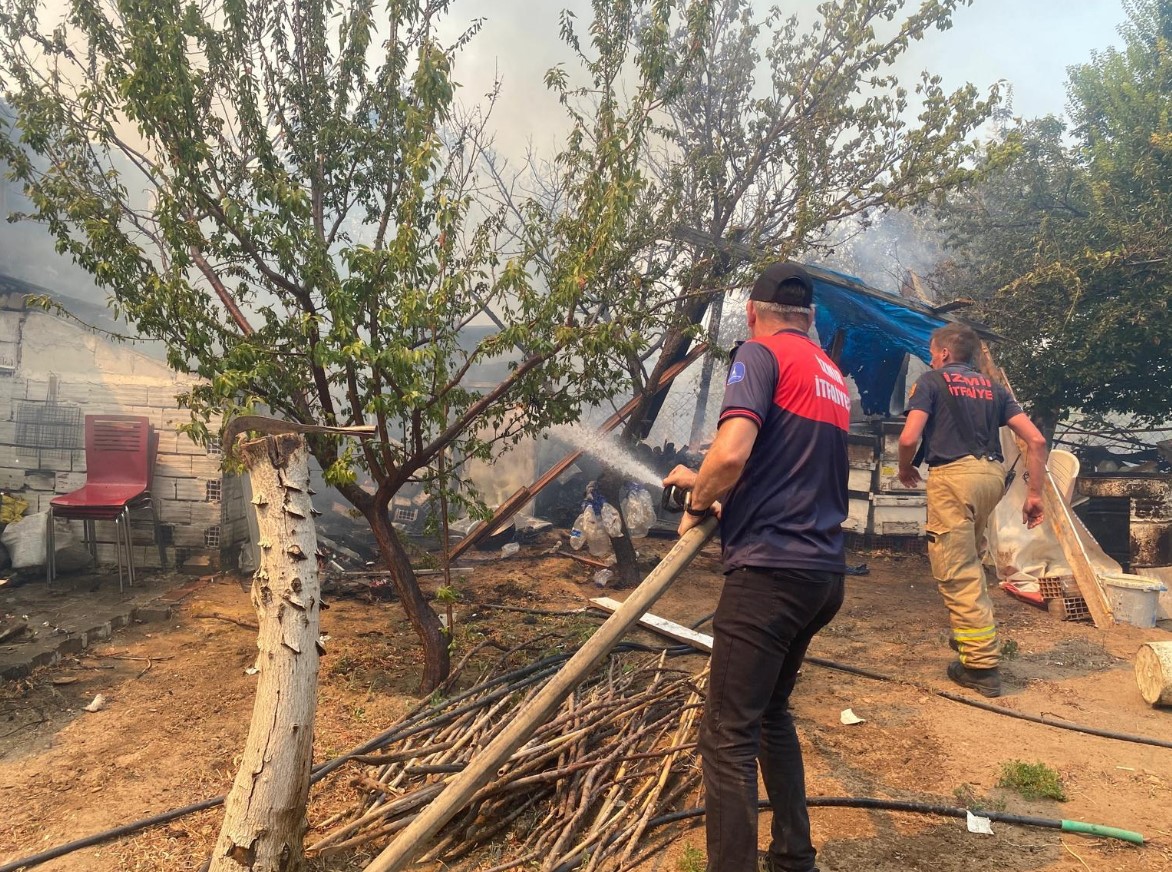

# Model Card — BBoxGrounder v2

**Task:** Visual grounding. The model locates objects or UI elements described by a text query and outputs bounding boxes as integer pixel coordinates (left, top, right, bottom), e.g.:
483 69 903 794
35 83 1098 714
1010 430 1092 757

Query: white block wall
0 307 247 569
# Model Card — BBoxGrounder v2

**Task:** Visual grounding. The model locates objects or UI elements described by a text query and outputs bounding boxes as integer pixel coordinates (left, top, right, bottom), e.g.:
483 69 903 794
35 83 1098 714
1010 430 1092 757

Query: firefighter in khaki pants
897 324 1048 698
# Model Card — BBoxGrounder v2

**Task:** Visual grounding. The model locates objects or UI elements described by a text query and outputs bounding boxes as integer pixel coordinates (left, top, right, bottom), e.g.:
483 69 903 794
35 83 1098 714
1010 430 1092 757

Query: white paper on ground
966 811 994 835
839 708 866 725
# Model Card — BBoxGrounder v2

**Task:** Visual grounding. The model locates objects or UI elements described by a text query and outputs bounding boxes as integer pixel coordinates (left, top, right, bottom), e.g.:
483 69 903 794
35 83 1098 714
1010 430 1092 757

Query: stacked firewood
309 647 706 871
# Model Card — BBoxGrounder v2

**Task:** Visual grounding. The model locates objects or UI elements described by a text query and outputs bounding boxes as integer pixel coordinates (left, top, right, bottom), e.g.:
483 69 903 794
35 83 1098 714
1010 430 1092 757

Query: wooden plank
589 596 714 652
448 487 533 560
975 342 1114 627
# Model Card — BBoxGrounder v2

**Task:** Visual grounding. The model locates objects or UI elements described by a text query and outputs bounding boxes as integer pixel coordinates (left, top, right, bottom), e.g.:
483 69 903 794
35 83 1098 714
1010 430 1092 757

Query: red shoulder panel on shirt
750 333 850 430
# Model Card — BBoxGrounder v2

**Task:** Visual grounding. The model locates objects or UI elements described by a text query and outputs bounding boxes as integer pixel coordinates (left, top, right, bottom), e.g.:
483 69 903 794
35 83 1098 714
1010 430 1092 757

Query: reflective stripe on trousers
925 456 1006 670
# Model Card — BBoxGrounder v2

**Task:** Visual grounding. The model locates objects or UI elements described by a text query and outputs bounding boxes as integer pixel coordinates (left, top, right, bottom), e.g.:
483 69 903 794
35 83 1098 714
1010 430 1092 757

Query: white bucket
1100 573 1167 628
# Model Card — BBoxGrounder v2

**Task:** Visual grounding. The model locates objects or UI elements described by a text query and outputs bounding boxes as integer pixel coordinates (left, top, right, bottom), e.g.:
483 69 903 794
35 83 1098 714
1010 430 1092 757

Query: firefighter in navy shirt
898 323 1048 698
664 262 847 872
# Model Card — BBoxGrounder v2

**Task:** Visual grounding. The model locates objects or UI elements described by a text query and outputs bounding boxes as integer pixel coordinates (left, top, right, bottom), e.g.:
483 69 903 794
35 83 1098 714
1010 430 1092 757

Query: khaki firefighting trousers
925 456 1006 670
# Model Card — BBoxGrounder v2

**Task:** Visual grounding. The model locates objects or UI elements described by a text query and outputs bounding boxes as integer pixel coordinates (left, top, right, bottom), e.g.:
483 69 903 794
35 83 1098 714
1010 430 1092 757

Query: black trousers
701 566 844 872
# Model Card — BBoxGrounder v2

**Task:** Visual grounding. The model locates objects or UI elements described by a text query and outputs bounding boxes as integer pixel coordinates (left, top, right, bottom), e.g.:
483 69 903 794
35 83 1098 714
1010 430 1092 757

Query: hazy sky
447 0 1130 160
4 0 1132 302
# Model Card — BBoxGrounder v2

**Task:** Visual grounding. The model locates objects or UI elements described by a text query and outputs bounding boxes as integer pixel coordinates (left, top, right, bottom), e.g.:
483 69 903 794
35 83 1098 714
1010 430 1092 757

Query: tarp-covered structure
804 264 959 415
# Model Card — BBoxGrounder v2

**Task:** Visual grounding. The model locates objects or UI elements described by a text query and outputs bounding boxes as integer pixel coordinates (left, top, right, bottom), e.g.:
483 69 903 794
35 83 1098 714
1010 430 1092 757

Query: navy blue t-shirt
717 330 850 575
906 364 1023 467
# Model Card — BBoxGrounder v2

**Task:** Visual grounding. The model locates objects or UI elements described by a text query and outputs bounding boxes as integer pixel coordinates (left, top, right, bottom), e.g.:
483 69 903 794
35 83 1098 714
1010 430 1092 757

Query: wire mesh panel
14 401 82 467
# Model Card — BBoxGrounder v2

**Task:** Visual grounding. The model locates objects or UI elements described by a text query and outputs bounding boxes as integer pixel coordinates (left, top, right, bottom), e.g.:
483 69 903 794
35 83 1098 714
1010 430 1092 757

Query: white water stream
548 424 663 487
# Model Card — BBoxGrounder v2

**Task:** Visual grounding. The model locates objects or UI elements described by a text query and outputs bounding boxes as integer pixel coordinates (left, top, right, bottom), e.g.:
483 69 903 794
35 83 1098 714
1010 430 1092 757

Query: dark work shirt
906 363 1024 467
717 330 849 575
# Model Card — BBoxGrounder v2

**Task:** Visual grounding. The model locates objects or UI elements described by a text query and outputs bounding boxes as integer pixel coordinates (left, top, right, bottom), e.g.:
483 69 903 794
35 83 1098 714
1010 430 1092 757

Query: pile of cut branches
309 644 706 871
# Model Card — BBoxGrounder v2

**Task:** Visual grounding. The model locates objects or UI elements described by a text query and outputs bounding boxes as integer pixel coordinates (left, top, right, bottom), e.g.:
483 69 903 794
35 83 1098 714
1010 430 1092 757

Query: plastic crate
871 493 927 536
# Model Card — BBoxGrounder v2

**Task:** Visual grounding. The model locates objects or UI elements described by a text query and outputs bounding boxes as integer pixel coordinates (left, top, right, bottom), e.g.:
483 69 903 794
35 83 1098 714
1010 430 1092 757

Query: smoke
815 210 949 294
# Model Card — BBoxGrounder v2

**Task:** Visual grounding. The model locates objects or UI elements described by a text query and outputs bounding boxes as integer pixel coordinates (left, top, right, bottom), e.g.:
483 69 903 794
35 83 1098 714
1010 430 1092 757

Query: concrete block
174 432 209 456
106 384 151 407
158 501 193 525
30 648 62 670
153 476 179 501
132 544 162 568
22 377 50 402
189 502 221 525
189 454 222 477
148 386 185 408
173 478 205 502
172 525 208 547
55 471 87 492
158 409 195 429
70 450 87 472
24 470 56 490
1 661 31 681
84 621 113 643
180 552 219 573
0 466 24 489
56 635 85 656
132 604 174 623
53 380 101 405
156 454 193 478
153 429 179 455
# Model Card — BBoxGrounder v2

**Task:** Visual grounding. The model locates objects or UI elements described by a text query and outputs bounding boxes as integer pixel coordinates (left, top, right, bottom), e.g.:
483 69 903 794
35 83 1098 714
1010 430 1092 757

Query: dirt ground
1 534 1170 872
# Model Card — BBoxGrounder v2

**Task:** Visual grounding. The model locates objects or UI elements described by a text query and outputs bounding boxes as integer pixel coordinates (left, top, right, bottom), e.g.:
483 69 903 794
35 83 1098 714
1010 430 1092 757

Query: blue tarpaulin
808 267 949 415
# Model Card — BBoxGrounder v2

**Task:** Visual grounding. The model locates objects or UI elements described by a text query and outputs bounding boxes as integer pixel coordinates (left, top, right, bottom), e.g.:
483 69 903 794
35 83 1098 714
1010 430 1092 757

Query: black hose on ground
689 611 715 630
685 619 1170 750
644 798 1144 845
803 656 1172 750
0 641 694 872
547 797 1143 872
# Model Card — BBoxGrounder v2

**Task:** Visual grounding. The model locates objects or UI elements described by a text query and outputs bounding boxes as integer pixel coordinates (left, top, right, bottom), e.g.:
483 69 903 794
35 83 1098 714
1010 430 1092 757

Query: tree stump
210 434 321 872
1135 641 1172 707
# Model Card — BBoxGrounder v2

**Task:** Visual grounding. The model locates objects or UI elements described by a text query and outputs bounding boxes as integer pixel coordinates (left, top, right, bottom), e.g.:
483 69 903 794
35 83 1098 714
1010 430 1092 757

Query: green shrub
997 760 1067 801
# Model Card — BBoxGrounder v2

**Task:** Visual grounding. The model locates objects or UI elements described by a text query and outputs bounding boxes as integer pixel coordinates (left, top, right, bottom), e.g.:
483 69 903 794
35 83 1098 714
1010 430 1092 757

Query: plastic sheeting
985 438 1122 586
809 268 948 415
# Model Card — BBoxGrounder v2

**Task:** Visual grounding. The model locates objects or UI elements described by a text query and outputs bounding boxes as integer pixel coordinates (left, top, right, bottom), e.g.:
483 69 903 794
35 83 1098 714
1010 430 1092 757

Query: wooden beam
974 342 1114 627
589 597 714 652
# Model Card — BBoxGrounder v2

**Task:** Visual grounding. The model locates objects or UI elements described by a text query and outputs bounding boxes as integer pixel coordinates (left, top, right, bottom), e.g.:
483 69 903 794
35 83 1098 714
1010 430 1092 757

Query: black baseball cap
749 262 814 307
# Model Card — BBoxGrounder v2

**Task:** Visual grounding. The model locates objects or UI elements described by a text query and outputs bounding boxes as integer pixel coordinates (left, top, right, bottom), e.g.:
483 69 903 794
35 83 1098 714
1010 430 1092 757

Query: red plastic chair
47 415 160 590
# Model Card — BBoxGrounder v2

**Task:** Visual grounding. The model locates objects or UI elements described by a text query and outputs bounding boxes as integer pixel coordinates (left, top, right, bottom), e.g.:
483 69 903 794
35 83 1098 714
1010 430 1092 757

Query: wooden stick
556 550 612 570
192 611 260 632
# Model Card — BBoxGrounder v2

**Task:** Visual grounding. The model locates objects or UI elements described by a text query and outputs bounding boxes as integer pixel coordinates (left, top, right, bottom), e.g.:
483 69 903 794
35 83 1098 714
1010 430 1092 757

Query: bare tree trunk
597 469 639 588
367 506 450 693
689 293 725 444
210 434 320 872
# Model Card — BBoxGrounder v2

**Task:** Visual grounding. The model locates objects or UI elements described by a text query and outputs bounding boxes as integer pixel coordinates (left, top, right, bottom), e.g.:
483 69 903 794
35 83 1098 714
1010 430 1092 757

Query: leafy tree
932 0 1172 433
0 0 704 691
592 0 998 577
